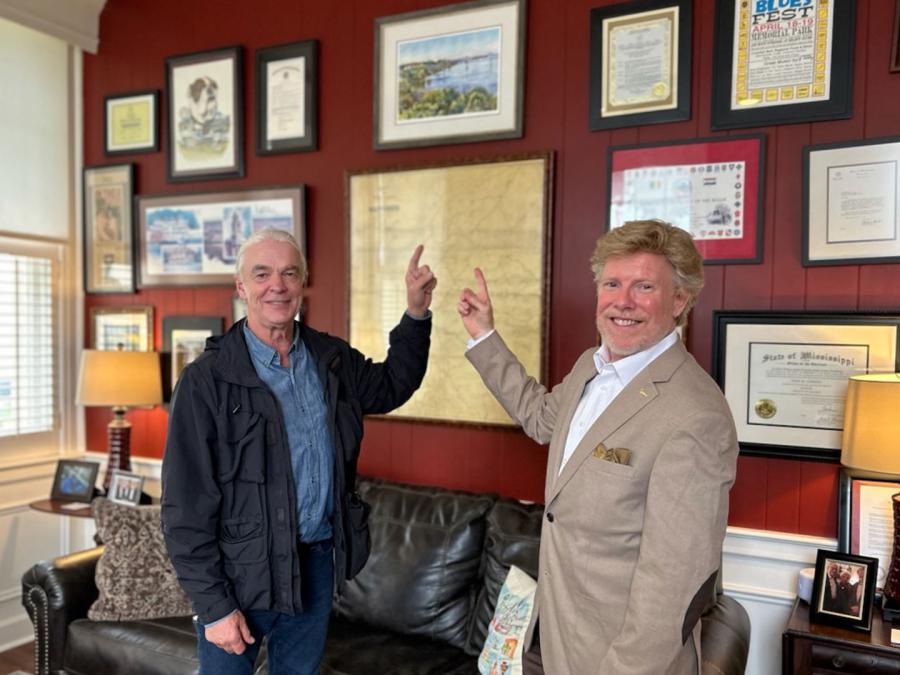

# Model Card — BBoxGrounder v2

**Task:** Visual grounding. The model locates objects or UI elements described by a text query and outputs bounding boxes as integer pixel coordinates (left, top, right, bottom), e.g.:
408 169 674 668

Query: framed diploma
83 163 135 294
165 46 244 182
713 311 900 461
607 135 765 264
839 468 900 594
710 0 855 130
256 40 318 155
104 90 159 155
803 136 900 266
588 0 691 131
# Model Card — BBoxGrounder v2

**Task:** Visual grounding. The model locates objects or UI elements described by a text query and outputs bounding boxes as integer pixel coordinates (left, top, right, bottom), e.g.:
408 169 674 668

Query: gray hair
235 229 307 283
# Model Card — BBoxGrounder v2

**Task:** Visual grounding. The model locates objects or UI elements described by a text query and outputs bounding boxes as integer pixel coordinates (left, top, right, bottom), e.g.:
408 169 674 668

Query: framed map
347 153 553 425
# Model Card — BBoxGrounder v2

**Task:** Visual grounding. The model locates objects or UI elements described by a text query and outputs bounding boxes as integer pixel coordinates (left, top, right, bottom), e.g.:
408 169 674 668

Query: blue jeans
195 540 334 675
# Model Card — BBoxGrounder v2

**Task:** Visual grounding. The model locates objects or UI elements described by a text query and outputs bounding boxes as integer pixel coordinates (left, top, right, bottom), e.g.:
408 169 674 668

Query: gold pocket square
592 443 631 465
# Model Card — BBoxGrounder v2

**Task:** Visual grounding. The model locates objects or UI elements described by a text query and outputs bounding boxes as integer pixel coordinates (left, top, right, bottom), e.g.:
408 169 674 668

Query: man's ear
672 289 689 322
235 275 247 301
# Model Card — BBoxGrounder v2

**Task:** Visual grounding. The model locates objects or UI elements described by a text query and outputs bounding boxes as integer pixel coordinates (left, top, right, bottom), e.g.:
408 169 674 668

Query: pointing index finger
408 244 424 272
474 267 489 295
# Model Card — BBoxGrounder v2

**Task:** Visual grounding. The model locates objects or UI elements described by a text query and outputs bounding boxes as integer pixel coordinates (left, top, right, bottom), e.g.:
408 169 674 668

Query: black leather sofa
22 476 751 675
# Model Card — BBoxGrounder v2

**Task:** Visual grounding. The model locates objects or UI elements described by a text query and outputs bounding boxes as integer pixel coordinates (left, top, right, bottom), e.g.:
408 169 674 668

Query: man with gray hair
162 229 436 674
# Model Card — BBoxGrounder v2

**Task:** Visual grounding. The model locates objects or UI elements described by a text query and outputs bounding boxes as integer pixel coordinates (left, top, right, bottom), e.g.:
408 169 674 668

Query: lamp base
104 410 132 491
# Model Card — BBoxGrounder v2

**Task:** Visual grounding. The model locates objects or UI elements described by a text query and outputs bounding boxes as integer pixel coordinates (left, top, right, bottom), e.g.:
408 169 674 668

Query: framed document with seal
712 311 900 461
711 0 855 130
104 90 159 155
256 40 318 155
589 0 691 131
803 136 900 267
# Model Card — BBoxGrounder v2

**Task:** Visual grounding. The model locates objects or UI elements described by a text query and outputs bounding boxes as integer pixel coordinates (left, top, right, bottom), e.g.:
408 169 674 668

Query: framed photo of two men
810 549 877 632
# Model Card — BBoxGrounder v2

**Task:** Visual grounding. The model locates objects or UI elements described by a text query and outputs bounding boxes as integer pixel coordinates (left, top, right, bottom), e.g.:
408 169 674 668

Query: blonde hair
235 229 308 284
590 220 703 325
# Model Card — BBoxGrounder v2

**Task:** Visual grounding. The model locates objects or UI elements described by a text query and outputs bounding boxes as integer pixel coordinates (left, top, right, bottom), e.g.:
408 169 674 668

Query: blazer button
546 512 554 523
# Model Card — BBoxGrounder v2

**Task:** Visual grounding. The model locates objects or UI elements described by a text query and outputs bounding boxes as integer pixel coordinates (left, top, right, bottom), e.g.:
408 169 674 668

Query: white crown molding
0 0 106 53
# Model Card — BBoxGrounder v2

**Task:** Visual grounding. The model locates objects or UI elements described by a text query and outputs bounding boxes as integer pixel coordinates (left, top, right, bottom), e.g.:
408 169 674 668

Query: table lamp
76 349 162 490
840 373 900 615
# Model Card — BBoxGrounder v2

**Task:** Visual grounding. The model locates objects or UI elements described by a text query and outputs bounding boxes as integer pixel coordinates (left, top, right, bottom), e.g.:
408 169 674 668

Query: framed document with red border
607 134 765 264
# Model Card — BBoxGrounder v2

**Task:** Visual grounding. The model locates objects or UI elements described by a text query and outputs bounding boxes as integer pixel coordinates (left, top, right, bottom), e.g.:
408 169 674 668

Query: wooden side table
782 597 900 673
29 498 94 518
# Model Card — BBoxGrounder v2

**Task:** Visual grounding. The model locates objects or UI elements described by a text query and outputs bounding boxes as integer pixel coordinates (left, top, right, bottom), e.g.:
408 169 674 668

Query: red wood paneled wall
83 0 900 537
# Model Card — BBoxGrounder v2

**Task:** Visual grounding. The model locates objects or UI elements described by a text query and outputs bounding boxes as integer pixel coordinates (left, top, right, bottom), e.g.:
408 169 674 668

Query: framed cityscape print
136 186 305 287
710 0 855 129
374 0 526 149
589 0 691 131
91 306 153 351
83 163 135 294
256 40 318 154
165 46 244 182
607 135 765 264
104 90 159 155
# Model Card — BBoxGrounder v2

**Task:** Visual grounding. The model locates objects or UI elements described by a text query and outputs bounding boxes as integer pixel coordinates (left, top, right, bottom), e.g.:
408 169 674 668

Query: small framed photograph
710 0 855 130
712 311 900 461
107 469 145 506
83 164 135 293
165 46 244 182
162 316 224 399
104 90 159 155
838 468 900 594
810 549 877 632
892 0 900 73
256 40 318 155
803 136 900 267
90 306 154 351
136 185 305 287
589 0 691 131
607 135 765 264
374 0 525 149
50 460 100 503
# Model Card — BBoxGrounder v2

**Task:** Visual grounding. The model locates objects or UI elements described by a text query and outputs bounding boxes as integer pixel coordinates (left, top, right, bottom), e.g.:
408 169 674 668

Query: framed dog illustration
165 46 244 182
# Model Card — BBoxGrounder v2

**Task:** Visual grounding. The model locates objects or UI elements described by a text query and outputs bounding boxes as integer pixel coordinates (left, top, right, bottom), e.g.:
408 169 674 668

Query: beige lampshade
840 373 900 473
76 350 163 407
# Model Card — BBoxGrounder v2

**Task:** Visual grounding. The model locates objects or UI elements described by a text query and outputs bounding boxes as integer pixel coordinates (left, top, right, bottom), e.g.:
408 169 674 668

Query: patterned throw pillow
88 497 193 621
478 565 537 675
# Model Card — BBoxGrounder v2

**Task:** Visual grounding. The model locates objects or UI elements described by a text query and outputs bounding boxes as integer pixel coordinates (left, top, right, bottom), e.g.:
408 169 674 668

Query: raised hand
457 267 494 339
406 244 437 318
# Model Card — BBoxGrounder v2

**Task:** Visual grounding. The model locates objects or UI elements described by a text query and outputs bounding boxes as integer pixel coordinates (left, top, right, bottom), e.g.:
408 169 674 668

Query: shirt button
546 512 554 523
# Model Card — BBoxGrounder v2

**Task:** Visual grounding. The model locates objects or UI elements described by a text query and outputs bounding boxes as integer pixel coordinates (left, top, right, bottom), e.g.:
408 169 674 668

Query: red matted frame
606 134 765 264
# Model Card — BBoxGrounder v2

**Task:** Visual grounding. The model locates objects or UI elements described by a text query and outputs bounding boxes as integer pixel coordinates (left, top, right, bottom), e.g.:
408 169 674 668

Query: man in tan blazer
458 220 739 674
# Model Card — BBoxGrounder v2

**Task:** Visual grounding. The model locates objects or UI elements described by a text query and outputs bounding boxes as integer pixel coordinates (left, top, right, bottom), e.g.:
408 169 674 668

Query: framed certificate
83 163 135 294
256 40 318 155
712 311 900 461
711 0 855 130
104 90 159 155
589 0 691 131
803 136 900 266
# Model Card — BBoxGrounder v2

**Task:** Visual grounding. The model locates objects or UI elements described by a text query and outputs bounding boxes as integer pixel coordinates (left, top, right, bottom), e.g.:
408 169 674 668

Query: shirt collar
243 323 299 369
593 330 679 387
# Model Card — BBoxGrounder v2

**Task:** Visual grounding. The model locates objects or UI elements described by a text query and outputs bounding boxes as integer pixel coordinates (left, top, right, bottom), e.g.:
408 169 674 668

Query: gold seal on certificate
754 398 777 420
652 82 668 99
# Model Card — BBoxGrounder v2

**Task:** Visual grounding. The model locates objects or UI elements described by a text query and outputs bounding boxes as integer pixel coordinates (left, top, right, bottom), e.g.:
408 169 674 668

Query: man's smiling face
236 239 305 334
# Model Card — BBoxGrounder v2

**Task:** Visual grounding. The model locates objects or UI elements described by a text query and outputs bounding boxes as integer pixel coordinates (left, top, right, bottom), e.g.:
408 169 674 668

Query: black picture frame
50 460 100 503
810 549 877 632
892 0 900 73
104 89 159 156
712 310 900 462
165 46 244 182
589 0 691 131
710 0 855 130
162 316 224 400
107 469 145 507
256 40 318 155
83 163 135 294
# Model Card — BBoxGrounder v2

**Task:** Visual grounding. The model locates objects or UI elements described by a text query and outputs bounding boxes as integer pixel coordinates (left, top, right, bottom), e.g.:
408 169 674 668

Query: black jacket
161 314 430 623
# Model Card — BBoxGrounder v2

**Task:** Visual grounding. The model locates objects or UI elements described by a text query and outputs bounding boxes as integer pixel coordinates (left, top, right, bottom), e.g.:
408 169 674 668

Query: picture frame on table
136 185 306 288
83 164 135 294
162 316 224 400
90 306 154 351
607 134 765 264
810 549 877 632
802 136 900 267
838 468 900 595
107 470 145 507
712 311 900 462
710 0 855 130
256 40 318 155
165 46 244 182
373 0 526 149
104 90 159 155
50 460 100 503
892 0 900 73
588 0 691 131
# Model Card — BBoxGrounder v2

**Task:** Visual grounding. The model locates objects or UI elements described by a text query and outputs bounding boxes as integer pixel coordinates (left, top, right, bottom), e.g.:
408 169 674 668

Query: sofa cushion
332 477 495 651
467 498 543 654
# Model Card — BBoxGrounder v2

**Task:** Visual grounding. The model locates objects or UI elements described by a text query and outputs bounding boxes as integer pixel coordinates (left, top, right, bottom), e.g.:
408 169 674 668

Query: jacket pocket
344 491 371 579
220 517 267 564
217 411 266 523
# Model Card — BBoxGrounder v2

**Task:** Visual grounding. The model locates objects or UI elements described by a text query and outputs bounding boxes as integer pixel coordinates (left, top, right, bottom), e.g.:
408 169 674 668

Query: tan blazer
467 333 738 675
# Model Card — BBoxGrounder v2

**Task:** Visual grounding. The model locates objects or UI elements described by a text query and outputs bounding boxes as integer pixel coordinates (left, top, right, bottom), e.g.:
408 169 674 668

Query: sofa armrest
21 546 103 675
700 593 751 675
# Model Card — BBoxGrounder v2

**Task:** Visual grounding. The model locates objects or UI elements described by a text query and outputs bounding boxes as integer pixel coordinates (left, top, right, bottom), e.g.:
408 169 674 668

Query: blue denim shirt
243 324 333 543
